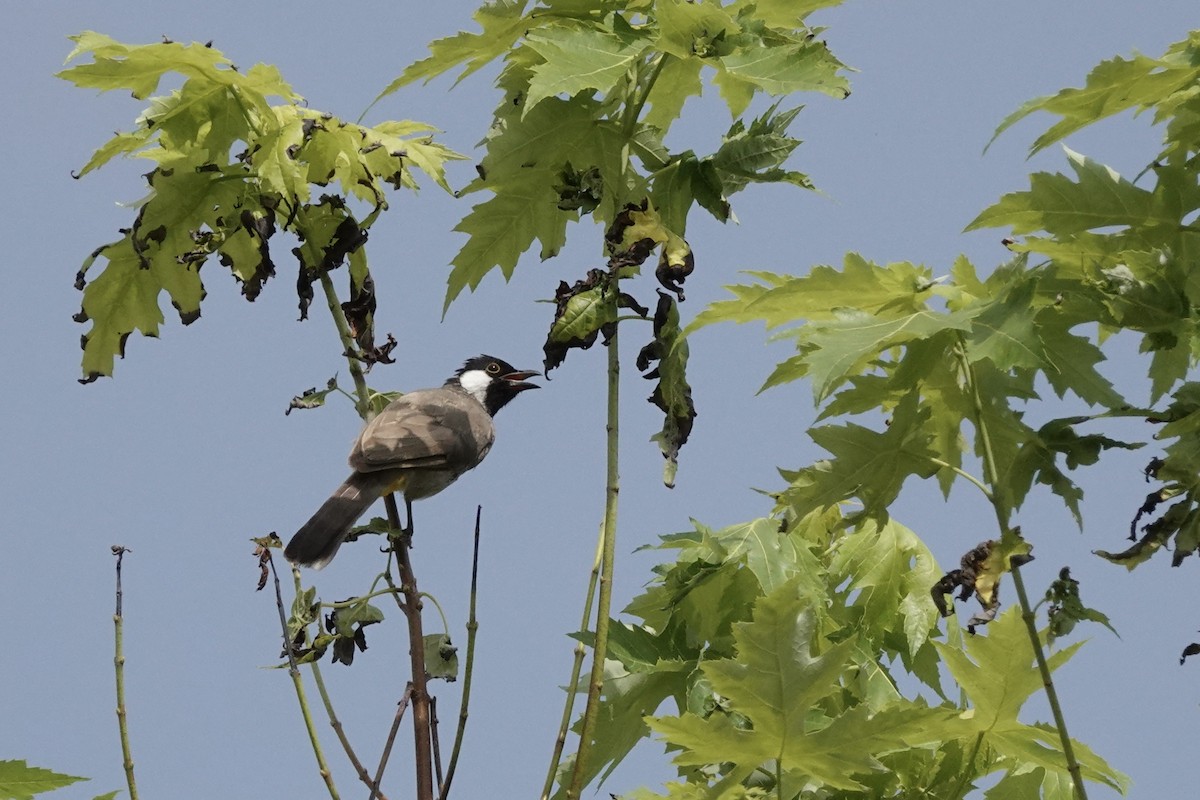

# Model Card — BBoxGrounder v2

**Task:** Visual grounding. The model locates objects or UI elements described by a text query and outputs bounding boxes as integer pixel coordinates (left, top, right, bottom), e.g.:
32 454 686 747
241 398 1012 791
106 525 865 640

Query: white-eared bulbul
284 355 540 568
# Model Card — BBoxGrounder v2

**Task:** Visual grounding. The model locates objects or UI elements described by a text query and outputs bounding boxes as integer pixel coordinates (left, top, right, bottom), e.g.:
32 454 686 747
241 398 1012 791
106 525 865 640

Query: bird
284 355 540 568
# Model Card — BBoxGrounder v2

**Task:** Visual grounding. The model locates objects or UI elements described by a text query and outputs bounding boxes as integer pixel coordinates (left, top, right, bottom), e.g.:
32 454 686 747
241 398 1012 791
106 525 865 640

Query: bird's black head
450 355 541 415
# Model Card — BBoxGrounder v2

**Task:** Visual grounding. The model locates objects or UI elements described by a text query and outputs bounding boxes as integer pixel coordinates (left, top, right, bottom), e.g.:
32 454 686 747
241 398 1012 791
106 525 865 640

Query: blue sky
3 2 1197 798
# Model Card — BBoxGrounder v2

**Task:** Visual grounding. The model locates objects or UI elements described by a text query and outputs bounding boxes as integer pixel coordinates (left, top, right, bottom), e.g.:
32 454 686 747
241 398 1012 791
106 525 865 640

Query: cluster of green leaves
693 253 1144 529
611 26 1200 800
571 508 1124 799
60 32 462 381
381 0 851 479
974 32 1200 568
691 32 1200 570
383 0 850 309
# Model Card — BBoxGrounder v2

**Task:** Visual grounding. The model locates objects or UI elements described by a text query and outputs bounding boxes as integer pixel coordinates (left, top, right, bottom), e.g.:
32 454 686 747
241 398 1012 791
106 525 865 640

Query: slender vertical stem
308 661 387 799
385 493 435 800
957 338 1088 800
372 684 413 798
567 324 621 799
541 526 606 800
112 547 139 800
439 506 484 800
278 561 340 799
317 269 371 419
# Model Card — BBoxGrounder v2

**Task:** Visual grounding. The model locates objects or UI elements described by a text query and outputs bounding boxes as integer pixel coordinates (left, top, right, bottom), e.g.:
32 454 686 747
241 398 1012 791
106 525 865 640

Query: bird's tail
284 473 388 569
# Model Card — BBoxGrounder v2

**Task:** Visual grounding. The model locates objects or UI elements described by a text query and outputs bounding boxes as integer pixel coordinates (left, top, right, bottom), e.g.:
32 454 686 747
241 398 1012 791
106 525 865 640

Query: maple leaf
781 392 939 523
935 608 1128 793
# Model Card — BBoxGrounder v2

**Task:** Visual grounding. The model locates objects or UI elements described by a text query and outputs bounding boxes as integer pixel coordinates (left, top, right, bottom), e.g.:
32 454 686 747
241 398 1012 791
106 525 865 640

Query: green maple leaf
793 306 976 401
691 255 937 332
1035 314 1123 407
642 56 705 131
649 579 962 791
649 584 855 782
60 31 233 98
524 23 652 112
935 608 1128 793
718 40 849 101
0 760 87 800
446 97 625 308
708 103 812 194
781 391 939 522
963 274 1047 372
829 518 941 655
729 0 849 29
967 147 1170 236
376 0 530 93
987 36 1200 161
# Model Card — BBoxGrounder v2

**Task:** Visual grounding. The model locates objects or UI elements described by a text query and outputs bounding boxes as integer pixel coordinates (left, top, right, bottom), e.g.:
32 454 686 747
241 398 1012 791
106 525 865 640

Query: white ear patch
458 369 492 404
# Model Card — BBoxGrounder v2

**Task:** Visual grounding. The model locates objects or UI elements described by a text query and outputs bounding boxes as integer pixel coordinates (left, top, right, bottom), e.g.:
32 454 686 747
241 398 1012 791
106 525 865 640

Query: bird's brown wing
349 387 495 474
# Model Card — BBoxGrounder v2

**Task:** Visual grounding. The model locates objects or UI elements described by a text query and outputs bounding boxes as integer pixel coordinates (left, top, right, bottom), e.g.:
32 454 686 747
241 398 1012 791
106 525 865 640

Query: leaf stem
320 587 403 608
566 318 621 799
956 336 1088 800
927 457 993 502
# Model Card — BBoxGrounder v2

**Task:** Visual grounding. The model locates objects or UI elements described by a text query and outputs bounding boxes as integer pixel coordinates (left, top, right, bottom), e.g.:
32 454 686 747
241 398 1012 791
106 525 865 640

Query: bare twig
439 506 484 800
372 683 414 798
111 546 139 800
542 526 605 800
309 661 388 800
431 696 444 788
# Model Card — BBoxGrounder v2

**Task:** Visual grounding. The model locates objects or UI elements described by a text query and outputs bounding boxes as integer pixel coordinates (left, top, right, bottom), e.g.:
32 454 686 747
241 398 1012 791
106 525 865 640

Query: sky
3 2 1198 798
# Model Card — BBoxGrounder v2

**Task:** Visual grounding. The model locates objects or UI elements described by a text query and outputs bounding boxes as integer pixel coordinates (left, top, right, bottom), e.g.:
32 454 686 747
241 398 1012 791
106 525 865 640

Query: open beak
501 369 542 393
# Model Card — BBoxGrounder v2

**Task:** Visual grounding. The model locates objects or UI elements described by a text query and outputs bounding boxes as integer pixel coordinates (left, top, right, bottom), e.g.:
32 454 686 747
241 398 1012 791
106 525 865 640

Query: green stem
320 587 403 608
112 548 139 800
927 457 993 502
285 565 340 799
950 732 986 800
956 337 1088 800
419 591 451 635
541 519 607 800
438 507 485 800
566 321 621 799
317 269 371 419
621 54 668 141
310 661 388 800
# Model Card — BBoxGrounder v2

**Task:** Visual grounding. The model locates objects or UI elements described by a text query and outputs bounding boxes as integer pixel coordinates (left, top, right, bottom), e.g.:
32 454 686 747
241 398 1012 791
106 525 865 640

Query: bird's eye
486 362 501 374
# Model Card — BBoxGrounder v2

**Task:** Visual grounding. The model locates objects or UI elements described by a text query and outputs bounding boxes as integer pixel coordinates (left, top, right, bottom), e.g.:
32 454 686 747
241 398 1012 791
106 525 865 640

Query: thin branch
111 546 139 800
386 492 436 800
431 696 444 789
956 336 1088 800
439 506 484 800
316 269 372 420
275 557 340 799
372 684 414 799
567 318 622 799
541 523 606 800
309 660 388 800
